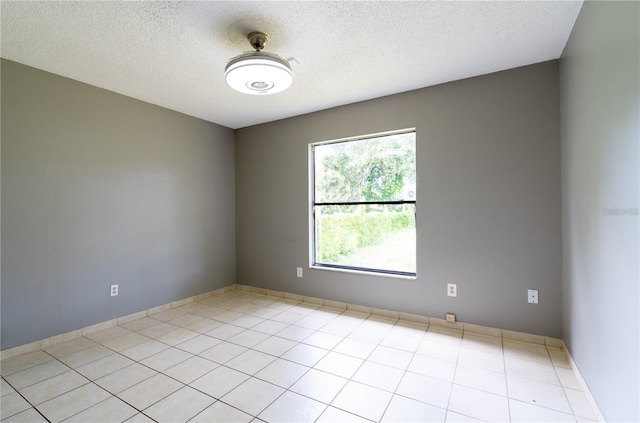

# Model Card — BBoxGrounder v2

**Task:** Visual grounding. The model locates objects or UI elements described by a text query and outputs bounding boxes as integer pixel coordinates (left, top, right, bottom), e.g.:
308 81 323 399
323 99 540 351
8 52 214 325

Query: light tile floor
1 290 597 422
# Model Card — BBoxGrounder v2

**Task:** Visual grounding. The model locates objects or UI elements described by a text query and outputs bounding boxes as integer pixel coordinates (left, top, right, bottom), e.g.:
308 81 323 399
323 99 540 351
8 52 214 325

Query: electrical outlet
447 283 457 297
110 284 119 297
446 313 456 323
296 267 303 278
528 289 538 304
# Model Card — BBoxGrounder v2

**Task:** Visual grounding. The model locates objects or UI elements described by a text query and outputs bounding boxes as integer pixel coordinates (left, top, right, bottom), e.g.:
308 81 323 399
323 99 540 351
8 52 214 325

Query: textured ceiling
1 1 583 129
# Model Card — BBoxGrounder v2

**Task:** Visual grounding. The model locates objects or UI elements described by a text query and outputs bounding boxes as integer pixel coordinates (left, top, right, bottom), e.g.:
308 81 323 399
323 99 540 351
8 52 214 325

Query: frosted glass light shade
224 52 293 95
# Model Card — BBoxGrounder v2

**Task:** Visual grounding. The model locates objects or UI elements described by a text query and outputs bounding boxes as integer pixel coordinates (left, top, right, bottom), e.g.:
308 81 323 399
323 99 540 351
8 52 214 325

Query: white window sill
310 265 417 280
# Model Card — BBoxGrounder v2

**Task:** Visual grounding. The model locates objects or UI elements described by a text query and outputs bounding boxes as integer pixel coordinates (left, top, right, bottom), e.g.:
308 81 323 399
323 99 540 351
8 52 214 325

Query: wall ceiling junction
1 1 583 129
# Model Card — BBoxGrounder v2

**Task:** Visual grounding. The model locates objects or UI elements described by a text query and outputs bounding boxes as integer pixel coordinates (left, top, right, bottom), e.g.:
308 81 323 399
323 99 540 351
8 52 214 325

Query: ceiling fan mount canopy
247 31 268 51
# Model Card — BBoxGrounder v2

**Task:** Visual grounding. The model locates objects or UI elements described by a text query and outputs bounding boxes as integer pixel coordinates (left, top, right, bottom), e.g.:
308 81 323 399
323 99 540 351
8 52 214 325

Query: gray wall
560 2 639 421
1 60 236 350
236 61 562 337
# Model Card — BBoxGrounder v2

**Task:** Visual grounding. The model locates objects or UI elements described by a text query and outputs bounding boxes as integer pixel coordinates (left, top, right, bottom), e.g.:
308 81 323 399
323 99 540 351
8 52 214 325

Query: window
311 129 416 276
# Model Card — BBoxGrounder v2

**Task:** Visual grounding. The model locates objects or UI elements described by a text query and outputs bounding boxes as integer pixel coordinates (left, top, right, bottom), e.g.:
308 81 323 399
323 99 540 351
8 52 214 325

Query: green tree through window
312 130 416 275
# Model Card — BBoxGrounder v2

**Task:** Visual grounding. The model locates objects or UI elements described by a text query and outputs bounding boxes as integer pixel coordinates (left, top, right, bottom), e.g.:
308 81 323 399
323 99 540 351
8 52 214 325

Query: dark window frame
310 129 417 277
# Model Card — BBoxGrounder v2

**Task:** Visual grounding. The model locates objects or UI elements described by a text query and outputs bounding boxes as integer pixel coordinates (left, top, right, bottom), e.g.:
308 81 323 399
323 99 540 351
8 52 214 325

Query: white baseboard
1 282 565 370
0 284 237 360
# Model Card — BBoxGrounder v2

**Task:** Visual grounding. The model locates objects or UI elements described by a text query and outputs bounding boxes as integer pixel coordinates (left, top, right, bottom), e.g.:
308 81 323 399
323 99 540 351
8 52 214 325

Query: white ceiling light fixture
224 32 293 95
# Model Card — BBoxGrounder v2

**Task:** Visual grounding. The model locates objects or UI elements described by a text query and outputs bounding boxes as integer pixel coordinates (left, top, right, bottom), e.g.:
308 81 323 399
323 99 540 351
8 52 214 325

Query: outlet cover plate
447 283 457 297
110 284 119 297
446 313 456 322
296 267 303 278
528 289 538 304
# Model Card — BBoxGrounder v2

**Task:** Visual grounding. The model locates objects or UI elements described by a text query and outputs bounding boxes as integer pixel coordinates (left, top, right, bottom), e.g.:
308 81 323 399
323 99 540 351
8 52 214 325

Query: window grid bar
314 200 416 206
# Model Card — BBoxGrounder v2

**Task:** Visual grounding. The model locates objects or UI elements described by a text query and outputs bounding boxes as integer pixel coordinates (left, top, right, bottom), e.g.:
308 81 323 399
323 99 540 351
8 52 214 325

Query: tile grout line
42 352 134 423
442 331 462 422
2 282 561 360
3 345 559 421
2 348 98 422
550 344 579 420
503 336 512 422
12 320 561 421
2 287 598 423
1 374 53 422
144 303 346 420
